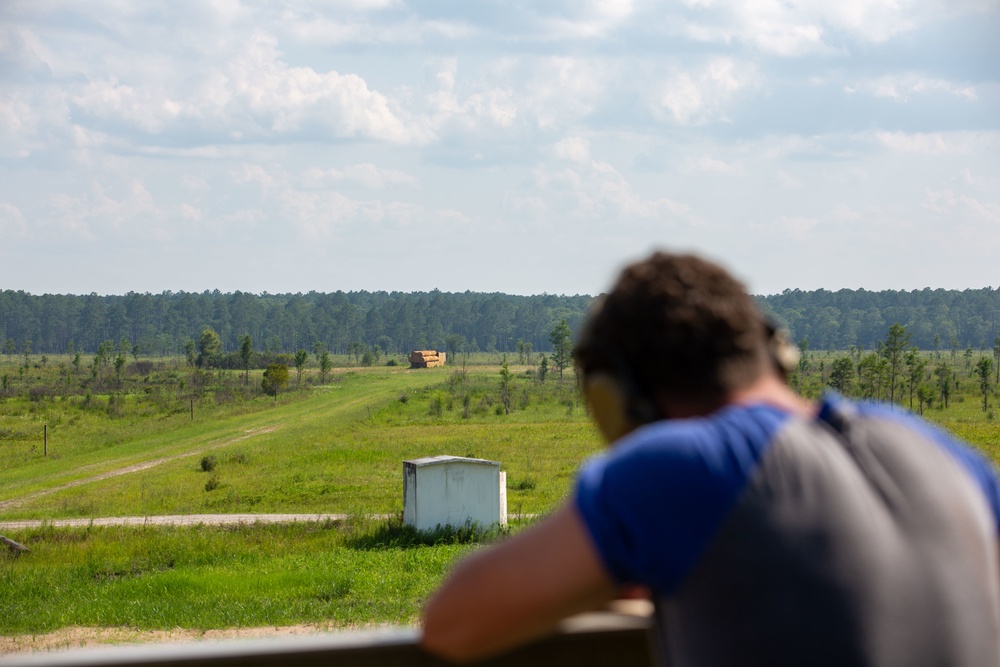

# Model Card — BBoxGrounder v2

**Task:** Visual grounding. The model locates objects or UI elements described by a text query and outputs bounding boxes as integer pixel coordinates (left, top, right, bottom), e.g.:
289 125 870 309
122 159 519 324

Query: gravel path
0 513 397 530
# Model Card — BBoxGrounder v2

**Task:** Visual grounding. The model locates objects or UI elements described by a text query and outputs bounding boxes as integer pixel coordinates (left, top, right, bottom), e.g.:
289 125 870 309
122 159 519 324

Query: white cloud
845 74 979 102
678 0 934 55
539 0 638 40
651 58 758 125
299 163 418 189
686 155 743 174
234 164 277 190
180 203 202 221
280 188 470 240
181 175 209 191
0 202 27 238
519 57 607 129
775 170 803 188
44 179 161 240
876 131 953 155
922 189 1000 224
525 154 690 225
770 215 821 240
70 31 415 143
554 137 591 163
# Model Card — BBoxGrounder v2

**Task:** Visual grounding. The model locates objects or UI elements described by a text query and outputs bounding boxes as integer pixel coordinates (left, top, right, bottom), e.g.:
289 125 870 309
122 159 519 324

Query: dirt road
0 426 281 513
0 513 389 531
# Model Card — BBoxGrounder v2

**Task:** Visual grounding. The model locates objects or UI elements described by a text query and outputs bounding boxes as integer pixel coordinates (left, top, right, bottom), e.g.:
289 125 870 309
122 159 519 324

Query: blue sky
1 0 997 296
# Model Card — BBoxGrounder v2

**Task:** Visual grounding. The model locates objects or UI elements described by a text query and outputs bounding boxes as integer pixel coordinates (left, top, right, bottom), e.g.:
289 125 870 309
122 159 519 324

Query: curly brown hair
574 252 769 417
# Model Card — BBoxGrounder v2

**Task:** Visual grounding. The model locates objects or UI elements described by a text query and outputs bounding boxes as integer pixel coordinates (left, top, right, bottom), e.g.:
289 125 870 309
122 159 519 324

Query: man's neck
729 372 815 417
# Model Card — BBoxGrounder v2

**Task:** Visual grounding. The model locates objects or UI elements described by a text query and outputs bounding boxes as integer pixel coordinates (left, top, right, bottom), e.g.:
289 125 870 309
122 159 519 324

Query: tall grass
0 519 500 634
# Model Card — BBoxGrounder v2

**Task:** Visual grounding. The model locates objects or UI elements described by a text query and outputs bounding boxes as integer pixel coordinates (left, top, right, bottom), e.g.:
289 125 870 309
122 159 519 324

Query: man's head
575 252 771 439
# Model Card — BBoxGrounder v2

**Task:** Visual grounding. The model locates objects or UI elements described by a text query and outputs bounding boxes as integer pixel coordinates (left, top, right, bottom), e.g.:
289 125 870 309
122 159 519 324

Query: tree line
3 285 1000 357
0 290 591 357
758 286 1000 352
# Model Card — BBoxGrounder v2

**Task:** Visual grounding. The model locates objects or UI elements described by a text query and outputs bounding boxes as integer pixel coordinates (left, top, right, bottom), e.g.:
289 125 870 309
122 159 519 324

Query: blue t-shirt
575 393 1000 666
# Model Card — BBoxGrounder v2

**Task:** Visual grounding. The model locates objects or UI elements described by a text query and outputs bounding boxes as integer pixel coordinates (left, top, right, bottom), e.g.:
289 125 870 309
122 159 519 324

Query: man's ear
583 373 634 444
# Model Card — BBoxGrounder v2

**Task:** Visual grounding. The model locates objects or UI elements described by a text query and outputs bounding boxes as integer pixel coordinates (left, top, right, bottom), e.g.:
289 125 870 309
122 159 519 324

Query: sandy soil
0 623 388 656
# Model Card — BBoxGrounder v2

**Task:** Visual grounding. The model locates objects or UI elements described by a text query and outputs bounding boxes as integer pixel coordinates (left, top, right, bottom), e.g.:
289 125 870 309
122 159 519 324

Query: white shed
403 455 507 531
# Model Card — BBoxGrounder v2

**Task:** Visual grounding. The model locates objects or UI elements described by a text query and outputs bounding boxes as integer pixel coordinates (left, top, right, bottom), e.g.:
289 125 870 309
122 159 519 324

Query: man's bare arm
420 503 617 662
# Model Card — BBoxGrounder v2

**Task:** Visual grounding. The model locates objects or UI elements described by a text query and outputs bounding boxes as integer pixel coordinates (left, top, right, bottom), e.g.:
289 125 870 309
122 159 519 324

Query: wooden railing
0 613 653 667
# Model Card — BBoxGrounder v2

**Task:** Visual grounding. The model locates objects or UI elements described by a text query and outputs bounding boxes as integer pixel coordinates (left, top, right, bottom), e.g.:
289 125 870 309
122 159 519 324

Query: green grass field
0 364 600 520
0 520 490 635
3 351 1000 641
0 360 599 638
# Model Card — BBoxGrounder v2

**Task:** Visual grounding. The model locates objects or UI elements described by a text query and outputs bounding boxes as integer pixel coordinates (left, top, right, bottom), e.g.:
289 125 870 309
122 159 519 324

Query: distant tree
916 383 934 415
95 340 114 368
828 357 854 394
183 339 196 367
294 349 309 384
372 344 382 364
993 331 1000 383
261 363 289 399
882 323 910 405
22 339 32 365
348 341 365 365
538 355 549 383
113 352 126 385
516 339 526 365
934 362 952 408
361 349 374 366
319 350 332 384
5 338 15 361
859 353 887 401
976 357 993 412
499 360 512 414
197 328 221 368
797 339 811 374
445 334 465 365
524 342 533 365
131 344 140 363
904 347 927 411
72 351 82 373
548 319 573 382
964 346 974 371
239 335 253 385
312 341 327 362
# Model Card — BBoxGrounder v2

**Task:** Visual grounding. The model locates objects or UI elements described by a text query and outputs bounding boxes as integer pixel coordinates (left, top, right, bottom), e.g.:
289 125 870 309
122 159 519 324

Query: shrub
511 477 537 491
204 475 220 492
200 455 217 472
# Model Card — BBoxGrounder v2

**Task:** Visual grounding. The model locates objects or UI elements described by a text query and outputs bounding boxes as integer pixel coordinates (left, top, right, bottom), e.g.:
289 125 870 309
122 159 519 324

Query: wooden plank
0 613 653 667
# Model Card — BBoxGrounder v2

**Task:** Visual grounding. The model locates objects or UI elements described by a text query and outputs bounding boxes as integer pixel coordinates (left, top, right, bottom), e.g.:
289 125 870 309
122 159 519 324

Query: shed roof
404 455 500 467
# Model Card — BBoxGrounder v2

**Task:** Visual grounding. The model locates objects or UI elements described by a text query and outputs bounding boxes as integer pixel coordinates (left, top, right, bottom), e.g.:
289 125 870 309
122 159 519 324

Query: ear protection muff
580 343 659 427
764 318 800 375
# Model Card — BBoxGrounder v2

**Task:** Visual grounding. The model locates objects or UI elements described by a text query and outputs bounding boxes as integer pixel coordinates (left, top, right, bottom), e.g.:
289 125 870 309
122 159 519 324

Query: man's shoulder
818 392 1000 532
618 402 794 458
